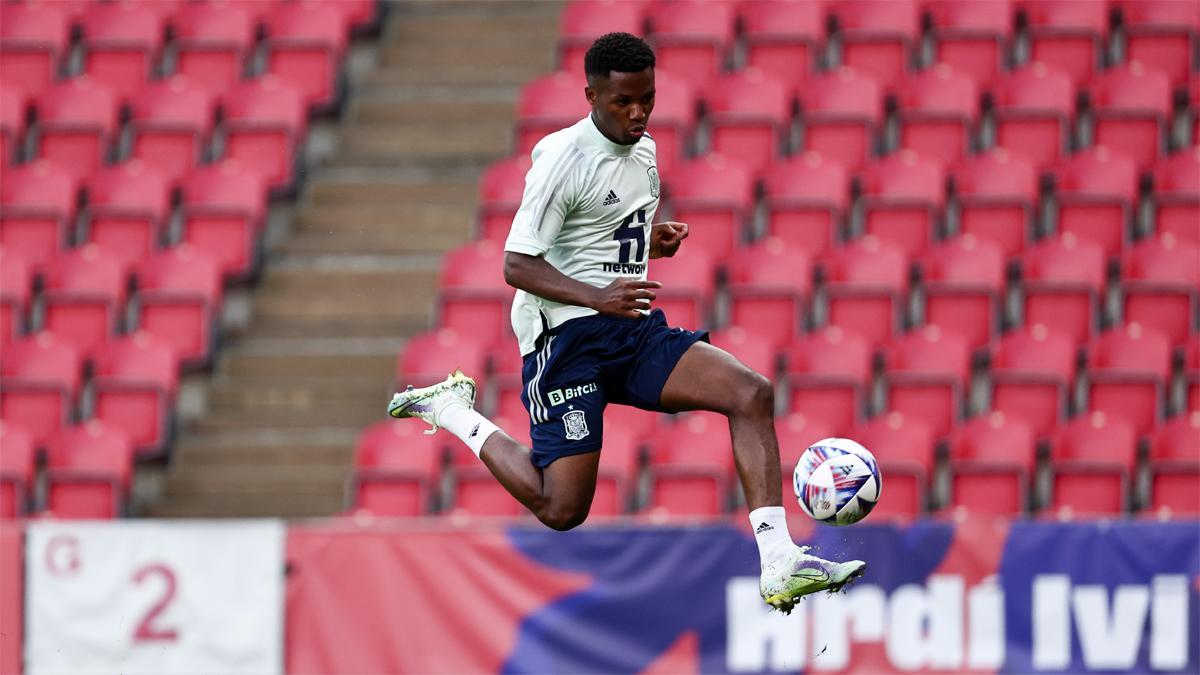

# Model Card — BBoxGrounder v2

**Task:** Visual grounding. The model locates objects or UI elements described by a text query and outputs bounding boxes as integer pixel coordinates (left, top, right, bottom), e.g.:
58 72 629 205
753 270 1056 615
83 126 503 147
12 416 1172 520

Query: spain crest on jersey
563 410 590 440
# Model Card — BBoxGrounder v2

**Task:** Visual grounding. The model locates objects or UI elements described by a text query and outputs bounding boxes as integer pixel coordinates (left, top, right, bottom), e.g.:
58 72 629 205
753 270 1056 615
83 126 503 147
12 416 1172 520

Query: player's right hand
590 278 661 318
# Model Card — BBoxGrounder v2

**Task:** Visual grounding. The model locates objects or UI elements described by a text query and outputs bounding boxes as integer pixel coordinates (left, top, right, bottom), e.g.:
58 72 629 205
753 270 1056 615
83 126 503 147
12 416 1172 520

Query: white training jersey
505 115 661 356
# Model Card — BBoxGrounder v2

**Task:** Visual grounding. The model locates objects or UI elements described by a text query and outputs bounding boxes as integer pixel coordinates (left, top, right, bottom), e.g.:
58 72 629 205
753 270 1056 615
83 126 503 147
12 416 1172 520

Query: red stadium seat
44 421 133 519
0 160 78 269
726 238 811 347
437 240 512 346
0 85 27 165
637 69 696 175
82 162 171 267
0 332 83 446
352 419 447 517
947 412 1036 516
952 148 1039 256
798 67 884 170
135 245 223 368
823 236 909 346
516 73 591 156
648 247 717 329
264 2 347 110
1022 0 1108 86
644 412 732 516
179 160 268 281
1121 234 1199 346
783 327 873 434
593 414 647 516
990 323 1077 438
645 0 736 86
853 411 935 519
557 0 646 74
895 64 980 166
0 421 35 518
1049 411 1137 516
1185 335 1200 411
664 154 755 255
1086 322 1172 435
1150 411 1200 463
451 466 526 518
702 69 791 171
883 325 971 438
79 3 164 102
992 62 1075 168
920 234 1006 348
128 77 218 181
760 152 849 257
91 331 179 457
221 77 306 191
0 3 68 98
0 246 33 345
926 0 1014 85
34 78 120 181
709 326 778 379
1148 412 1200 516
1152 148 1199 244
397 328 490 396
775 411 840 473
169 2 255 98
739 0 823 86
1088 62 1173 169
41 244 128 359
1021 233 1106 344
829 0 920 85
1119 0 1200 85
476 155 531 243
860 151 946 257
1054 147 1140 256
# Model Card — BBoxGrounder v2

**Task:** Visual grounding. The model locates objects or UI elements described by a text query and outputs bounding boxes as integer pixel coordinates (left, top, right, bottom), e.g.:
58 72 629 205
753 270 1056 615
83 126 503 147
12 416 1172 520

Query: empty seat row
0 0 373 107
480 147 1200 264
2 159 268 281
1 75 307 190
520 61 1197 173
557 0 1198 87
346 405 1199 520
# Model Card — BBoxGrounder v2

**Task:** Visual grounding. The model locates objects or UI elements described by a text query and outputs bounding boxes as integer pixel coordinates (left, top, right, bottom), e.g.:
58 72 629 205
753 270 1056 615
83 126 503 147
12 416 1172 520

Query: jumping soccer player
388 32 865 613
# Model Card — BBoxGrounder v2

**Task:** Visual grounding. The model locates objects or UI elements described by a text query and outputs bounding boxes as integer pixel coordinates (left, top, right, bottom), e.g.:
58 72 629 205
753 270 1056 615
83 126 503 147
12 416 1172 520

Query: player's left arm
649 221 688 259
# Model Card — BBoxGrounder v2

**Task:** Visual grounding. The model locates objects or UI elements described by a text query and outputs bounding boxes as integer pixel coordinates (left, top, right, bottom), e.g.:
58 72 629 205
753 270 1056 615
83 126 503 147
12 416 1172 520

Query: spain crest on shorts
563 409 590 440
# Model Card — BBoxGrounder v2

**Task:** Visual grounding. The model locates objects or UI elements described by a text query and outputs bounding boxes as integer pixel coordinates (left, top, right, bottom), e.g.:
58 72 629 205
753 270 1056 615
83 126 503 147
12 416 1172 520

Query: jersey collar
585 113 637 157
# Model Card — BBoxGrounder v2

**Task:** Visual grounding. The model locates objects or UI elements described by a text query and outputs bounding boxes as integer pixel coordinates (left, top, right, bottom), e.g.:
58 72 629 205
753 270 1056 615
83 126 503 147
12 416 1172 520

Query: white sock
749 506 794 568
437 404 501 458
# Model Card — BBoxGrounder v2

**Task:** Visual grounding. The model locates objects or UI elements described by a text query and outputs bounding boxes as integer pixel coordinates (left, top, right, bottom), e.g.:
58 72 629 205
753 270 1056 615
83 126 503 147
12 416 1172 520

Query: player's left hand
649 221 688 259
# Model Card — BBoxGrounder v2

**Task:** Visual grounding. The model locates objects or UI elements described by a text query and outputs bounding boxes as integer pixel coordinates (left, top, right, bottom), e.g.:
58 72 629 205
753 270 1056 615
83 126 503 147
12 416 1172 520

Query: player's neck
588 112 636 157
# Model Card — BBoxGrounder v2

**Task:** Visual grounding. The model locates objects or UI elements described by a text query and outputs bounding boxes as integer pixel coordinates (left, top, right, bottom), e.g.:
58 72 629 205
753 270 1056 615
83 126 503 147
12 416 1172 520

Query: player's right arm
504 253 660 319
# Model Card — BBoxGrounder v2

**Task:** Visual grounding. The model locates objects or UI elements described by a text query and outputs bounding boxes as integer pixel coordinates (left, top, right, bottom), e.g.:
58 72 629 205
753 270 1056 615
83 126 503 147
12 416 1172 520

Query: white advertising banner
25 520 285 675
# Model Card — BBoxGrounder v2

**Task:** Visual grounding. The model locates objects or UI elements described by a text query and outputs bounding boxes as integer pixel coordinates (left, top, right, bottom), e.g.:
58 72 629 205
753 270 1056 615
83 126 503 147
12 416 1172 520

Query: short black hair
584 32 655 79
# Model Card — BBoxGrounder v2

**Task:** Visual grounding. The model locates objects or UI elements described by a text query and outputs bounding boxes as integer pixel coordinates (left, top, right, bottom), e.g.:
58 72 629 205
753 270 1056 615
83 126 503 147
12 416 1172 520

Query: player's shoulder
530 119 591 164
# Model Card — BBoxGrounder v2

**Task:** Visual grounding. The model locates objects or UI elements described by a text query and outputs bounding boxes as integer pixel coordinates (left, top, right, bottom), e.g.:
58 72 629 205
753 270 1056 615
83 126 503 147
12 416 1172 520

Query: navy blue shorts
520 309 709 468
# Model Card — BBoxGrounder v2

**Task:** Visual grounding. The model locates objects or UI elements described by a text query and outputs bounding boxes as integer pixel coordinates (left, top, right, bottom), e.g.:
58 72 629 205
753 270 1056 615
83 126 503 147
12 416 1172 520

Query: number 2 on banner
132 564 179 642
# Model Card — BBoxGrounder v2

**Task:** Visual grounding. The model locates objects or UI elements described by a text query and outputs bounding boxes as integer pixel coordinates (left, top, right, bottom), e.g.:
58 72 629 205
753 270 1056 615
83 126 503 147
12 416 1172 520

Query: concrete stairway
147 1 561 518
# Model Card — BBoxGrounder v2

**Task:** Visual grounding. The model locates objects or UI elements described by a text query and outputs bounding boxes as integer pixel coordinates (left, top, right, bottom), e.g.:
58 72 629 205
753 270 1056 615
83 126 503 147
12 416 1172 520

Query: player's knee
734 369 774 417
538 504 589 531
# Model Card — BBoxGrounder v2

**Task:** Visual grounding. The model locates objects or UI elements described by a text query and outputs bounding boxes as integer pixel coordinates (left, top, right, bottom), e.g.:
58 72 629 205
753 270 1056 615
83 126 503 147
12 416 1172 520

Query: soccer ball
793 437 881 526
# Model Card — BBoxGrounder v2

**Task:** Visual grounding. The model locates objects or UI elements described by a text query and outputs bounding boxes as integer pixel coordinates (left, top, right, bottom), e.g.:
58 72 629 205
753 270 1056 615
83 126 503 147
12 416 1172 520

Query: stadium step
146 493 347 519
220 341 399 379
335 121 514 166
293 203 475 240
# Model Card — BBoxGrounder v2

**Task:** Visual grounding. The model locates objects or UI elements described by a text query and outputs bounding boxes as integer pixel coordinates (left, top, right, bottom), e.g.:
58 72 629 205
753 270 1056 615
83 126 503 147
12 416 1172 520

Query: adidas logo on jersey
602 190 621 206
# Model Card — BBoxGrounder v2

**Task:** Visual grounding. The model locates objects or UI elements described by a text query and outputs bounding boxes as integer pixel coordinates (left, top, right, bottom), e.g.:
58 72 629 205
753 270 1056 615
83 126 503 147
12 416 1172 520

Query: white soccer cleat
387 369 477 434
759 545 867 615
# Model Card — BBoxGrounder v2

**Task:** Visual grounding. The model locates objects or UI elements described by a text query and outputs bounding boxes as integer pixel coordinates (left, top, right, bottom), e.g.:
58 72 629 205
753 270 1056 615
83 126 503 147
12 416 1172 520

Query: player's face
586 67 655 145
